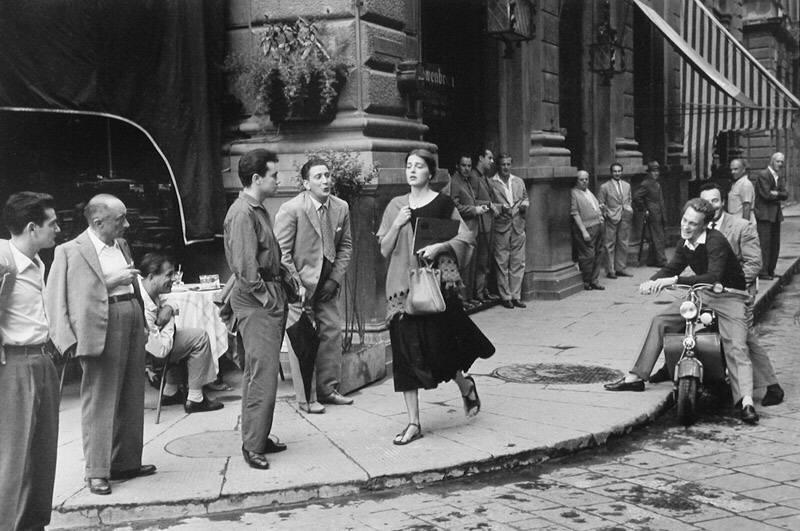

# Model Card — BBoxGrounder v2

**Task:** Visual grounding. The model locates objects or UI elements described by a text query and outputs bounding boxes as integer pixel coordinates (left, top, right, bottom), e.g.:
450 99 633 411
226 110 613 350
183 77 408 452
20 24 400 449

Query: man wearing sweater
570 170 605 291
604 198 758 424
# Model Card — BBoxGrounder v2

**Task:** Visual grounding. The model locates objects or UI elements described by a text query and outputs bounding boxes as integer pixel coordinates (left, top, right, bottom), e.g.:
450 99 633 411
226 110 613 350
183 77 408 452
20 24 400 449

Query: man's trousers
473 231 492 298
79 299 145 479
756 219 781 276
645 216 667 267
572 223 603 285
745 297 778 389
603 217 630 274
631 293 753 404
0 348 59 531
165 328 217 391
493 228 526 301
231 285 286 454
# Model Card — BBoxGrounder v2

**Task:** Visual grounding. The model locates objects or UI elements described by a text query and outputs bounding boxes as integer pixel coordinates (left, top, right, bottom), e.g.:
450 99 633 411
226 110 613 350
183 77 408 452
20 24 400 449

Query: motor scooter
662 283 748 426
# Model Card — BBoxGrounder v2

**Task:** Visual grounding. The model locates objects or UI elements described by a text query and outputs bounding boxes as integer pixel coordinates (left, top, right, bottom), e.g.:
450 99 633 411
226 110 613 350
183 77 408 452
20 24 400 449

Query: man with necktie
275 157 354 413
597 162 633 278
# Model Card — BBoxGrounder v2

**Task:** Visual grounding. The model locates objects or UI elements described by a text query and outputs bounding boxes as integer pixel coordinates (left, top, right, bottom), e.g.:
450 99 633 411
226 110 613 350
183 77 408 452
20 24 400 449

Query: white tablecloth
161 285 229 372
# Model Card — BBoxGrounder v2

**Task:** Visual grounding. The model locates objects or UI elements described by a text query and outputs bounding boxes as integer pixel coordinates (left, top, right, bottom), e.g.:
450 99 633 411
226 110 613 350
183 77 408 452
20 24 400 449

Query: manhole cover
165 430 240 458
491 363 623 384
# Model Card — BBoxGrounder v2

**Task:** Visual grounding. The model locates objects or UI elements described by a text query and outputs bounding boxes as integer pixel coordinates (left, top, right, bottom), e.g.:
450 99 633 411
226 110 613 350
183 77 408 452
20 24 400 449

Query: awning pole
106 118 114 179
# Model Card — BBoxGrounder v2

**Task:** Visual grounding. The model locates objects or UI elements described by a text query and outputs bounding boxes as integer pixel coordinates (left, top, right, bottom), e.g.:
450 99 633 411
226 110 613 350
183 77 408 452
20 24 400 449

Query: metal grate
491 363 624 384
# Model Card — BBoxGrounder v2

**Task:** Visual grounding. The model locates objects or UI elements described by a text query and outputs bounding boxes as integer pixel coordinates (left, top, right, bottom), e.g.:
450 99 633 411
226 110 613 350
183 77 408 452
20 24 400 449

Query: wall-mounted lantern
589 0 626 82
487 0 535 59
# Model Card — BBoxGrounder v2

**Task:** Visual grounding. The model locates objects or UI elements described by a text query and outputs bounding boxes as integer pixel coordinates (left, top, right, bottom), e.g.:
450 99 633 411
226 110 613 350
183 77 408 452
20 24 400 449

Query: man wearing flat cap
634 161 668 267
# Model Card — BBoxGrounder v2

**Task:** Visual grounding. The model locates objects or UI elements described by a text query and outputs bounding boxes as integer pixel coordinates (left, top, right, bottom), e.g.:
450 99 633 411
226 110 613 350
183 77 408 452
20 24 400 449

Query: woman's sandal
462 375 481 417
393 423 423 445
241 446 270 469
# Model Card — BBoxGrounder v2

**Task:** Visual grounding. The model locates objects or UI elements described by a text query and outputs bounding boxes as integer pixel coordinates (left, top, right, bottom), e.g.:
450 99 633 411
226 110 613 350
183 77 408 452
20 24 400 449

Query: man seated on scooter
604 197 759 424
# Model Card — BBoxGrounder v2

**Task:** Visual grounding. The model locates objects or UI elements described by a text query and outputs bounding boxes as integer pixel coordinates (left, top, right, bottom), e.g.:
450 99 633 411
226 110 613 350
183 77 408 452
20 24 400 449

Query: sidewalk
50 205 800 529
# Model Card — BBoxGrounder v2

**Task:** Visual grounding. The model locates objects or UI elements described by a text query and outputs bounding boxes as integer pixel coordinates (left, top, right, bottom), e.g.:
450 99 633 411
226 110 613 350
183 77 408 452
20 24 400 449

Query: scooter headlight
699 311 714 325
683 336 696 350
679 301 698 320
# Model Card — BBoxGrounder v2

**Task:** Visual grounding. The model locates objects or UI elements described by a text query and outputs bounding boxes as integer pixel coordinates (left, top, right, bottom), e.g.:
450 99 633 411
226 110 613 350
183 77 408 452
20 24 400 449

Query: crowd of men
0 148 790 528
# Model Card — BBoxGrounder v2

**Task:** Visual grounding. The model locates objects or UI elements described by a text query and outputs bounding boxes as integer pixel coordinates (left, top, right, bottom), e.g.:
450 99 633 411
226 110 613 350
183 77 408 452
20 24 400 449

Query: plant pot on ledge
266 70 345 125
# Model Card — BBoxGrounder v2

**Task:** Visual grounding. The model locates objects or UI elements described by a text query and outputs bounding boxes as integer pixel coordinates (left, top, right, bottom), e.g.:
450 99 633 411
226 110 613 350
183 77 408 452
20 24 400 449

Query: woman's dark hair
3 191 55 235
238 149 279 187
405 149 437 177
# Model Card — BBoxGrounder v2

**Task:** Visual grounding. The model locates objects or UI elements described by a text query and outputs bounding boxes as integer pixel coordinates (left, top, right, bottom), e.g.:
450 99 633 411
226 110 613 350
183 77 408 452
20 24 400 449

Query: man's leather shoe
616 271 633 277
606 272 617 279
512 299 527 308
589 283 605 291
87 478 111 495
584 283 593 290
604 378 645 392
319 390 354 405
648 365 670 383
110 464 157 481
299 401 326 414
500 300 514 309
264 437 288 453
184 396 224 414
762 384 785 406
758 273 774 280
242 447 269 470
484 292 500 301
741 405 759 424
160 389 185 406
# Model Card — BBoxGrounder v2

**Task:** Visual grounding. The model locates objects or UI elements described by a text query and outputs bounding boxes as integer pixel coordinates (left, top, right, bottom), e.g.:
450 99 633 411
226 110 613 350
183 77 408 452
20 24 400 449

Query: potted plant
228 17 349 125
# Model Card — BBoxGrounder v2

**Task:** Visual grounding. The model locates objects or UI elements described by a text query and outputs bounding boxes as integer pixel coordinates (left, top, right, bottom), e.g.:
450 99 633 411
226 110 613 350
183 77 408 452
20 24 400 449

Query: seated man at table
138 252 223 414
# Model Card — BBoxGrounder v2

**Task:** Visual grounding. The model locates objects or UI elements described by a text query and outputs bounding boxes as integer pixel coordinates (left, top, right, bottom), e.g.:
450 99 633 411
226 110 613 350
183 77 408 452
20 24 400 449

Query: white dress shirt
139 279 175 359
684 230 707 251
0 242 49 345
87 229 134 297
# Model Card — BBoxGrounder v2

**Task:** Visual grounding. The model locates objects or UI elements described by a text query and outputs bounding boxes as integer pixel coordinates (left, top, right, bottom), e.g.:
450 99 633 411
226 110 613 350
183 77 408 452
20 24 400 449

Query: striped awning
634 0 800 179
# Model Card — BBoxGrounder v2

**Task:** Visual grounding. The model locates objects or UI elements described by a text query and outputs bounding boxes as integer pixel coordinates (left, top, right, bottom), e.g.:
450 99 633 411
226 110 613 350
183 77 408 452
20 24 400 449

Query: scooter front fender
676 356 703 381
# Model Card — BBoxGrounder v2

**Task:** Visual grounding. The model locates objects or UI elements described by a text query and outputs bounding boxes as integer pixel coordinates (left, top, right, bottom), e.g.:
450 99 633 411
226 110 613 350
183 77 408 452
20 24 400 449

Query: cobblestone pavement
113 278 800 530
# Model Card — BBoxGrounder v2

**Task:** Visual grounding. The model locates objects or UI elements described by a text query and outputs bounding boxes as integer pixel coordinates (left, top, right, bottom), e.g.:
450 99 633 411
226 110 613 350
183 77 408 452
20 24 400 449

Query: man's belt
108 293 135 304
2 343 47 365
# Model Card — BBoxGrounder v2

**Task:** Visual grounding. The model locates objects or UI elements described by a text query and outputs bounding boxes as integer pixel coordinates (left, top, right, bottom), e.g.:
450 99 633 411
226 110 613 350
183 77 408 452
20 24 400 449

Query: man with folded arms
47 194 155 495
138 252 223 414
0 192 60 529
753 152 788 280
275 157 354 413
604 198 759 424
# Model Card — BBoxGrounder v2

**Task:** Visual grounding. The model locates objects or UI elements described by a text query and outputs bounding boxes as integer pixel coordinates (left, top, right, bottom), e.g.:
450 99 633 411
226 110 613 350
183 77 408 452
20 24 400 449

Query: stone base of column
523 261 584 300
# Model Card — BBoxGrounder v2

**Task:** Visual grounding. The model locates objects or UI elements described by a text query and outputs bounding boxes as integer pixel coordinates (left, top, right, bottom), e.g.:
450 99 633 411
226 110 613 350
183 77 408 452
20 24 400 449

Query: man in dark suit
633 161 668 267
275 158 354 413
752 152 788 279
604 198 759 424
449 154 494 302
0 192 61 529
46 194 155 495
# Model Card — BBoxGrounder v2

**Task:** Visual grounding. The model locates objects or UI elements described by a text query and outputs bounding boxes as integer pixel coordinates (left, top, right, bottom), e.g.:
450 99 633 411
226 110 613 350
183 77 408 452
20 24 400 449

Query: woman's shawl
376 193 475 320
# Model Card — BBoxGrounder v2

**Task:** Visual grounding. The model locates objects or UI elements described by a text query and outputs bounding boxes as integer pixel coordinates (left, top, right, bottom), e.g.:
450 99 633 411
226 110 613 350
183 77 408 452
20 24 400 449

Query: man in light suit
275 158 354 413
449 154 493 302
46 194 154 496
752 152 788 280
0 192 60 530
597 162 633 278
489 152 529 309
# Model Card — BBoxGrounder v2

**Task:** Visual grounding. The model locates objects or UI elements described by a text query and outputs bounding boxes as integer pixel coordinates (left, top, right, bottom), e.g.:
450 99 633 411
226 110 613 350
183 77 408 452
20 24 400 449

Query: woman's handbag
405 257 446 315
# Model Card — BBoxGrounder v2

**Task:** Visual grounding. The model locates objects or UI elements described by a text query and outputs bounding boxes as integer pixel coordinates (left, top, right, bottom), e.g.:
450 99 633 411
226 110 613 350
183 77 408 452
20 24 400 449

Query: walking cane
638 211 650 265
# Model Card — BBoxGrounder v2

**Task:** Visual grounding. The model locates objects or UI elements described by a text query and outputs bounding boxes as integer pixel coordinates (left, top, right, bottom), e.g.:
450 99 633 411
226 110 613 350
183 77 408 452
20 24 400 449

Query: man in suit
138 252 224 414
275 158 354 413
224 149 288 470
753 152 788 279
489 152 529 309
449 154 493 302
0 192 60 529
46 194 155 495
633 161 668 267
472 148 499 300
570 171 605 291
604 198 759 424
597 162 633 278
727 158 755 222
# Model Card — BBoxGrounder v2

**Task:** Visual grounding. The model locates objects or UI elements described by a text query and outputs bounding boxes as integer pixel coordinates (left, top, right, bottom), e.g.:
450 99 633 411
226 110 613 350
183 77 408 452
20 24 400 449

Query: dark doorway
633 7 666 164
559 0 585 170
421 0 491 173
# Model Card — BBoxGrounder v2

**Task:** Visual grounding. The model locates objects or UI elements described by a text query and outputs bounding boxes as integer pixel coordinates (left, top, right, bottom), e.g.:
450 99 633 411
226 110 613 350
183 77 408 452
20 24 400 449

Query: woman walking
377 149 495 445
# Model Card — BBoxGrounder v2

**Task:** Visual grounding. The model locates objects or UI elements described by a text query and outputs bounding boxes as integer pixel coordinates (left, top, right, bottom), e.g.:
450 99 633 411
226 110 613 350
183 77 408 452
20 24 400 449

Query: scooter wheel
676 377 698 426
